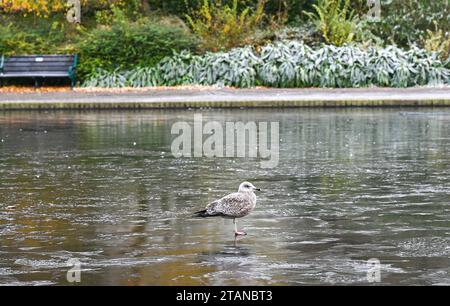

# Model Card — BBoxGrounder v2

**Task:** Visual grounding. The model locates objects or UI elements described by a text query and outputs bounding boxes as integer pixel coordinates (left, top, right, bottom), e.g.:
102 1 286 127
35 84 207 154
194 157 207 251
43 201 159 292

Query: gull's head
238 182 261 193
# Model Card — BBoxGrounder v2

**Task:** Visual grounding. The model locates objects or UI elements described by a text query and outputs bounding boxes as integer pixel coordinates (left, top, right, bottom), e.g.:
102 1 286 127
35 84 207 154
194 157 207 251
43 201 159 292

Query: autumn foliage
0 0 129 17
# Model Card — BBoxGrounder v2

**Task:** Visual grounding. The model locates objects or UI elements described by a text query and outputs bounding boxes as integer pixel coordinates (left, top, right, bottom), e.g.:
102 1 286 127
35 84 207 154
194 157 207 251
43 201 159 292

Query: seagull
194 182 261 236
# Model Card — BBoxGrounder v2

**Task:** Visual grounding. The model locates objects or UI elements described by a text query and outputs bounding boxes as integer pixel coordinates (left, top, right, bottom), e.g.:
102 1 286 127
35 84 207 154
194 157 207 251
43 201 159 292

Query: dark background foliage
1 0 449 84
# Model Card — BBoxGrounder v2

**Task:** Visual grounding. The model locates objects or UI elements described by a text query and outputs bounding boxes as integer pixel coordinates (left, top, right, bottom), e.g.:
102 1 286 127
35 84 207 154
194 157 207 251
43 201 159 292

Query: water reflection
0 109 449 285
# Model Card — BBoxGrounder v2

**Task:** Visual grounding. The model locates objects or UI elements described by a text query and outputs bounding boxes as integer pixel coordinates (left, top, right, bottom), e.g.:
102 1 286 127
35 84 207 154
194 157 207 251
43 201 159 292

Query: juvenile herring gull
194 182 261 236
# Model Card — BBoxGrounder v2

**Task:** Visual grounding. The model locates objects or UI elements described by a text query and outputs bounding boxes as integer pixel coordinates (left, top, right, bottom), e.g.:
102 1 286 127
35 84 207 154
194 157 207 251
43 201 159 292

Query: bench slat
4 61 73 66
5 67 70 70
5 66 72 71
5 56 74 62
5 61 73 66
5 57 73 63
0 72 70 77
5 62 72 66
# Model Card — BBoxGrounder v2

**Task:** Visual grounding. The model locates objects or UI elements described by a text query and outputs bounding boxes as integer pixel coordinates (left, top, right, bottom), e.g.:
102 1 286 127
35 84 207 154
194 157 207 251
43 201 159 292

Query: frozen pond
0 108 449 285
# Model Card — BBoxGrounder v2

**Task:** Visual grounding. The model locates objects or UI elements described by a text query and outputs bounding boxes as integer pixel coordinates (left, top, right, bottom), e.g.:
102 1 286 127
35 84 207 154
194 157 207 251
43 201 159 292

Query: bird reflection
217 240 252 257
199 239 253 258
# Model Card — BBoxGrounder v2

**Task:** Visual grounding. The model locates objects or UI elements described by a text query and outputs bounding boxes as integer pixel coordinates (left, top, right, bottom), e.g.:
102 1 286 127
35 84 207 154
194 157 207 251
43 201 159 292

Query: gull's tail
193 209 222 218
193 201 223 218
193 209 210 218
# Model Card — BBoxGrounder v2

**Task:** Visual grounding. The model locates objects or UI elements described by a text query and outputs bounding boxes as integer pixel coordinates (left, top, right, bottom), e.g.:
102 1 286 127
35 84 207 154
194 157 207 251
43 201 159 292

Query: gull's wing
206 192 253 218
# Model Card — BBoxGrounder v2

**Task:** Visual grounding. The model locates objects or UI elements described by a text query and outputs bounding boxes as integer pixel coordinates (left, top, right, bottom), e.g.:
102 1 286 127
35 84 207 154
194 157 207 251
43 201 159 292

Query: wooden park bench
0 54 78 87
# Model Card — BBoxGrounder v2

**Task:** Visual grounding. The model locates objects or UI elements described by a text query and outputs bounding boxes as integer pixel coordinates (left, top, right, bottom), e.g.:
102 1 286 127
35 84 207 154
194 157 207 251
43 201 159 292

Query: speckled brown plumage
194 182 259 219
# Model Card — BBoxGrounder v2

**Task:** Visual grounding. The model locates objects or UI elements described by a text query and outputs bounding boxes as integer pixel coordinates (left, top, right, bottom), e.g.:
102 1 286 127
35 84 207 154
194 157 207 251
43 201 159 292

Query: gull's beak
255 188 261 191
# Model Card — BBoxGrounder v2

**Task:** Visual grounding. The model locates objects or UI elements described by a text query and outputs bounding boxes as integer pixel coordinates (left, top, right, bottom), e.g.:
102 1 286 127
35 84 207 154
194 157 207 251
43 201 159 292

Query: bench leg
70 76 76 89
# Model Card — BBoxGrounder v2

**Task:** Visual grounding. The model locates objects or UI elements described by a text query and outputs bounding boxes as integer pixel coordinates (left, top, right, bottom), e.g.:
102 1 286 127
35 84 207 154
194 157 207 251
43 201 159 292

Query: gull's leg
233 218 247 236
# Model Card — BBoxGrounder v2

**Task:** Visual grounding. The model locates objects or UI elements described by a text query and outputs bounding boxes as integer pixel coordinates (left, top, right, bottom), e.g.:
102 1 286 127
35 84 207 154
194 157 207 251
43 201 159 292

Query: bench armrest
68 54 78 74
72 54 78 70
68 54 78 87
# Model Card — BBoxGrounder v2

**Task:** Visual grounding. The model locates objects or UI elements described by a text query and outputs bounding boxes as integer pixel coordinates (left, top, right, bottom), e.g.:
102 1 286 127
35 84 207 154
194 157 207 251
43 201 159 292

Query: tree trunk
141 0 151 15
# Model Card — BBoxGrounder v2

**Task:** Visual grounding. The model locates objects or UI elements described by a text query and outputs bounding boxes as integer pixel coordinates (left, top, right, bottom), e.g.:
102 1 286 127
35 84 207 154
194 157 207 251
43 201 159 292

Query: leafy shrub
186 0 265 51
81 68 128 88
77 12 198 80
424 25 450 62
368 0 450 48
0 20 75 55
146 0 312 24
0 0 138 17
83 41 450 88
191 47 260 87
273 23 323 47
304 0 359 47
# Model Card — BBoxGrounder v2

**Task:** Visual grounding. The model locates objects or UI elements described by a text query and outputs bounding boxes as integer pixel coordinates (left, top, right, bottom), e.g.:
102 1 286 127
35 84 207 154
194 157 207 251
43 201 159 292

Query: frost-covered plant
82 69 127 88
188 46 260 87
82 42 450 88
126 67 161 87
157 50 198 86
